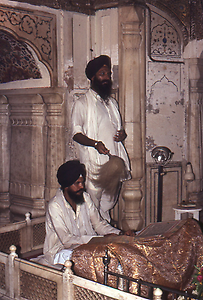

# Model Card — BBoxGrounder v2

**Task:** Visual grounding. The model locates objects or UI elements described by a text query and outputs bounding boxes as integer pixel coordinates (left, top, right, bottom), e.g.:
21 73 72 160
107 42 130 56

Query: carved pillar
0 95 10 224
0 88 66 221
185 58 203 205
119 5 145 230
43 90 66 204
9 93 46 220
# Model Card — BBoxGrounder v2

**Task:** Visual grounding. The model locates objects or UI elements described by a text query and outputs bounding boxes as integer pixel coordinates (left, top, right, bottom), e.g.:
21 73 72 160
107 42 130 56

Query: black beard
67 189 85 205
91 76 112 101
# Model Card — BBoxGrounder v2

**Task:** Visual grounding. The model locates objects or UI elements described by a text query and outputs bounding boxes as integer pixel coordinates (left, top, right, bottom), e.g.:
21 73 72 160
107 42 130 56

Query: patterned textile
71 218 203 293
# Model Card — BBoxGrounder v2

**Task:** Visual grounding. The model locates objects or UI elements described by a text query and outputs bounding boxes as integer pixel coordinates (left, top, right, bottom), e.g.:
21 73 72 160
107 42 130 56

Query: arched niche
0 5 57 86
0 29 51 89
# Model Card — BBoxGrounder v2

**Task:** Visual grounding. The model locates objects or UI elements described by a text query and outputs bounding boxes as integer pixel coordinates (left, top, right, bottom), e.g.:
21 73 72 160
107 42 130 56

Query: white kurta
71 89 131 220
43 189 120 265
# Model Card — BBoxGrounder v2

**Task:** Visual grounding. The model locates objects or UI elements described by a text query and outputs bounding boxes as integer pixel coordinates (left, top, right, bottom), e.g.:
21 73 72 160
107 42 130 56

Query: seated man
43 160 134 266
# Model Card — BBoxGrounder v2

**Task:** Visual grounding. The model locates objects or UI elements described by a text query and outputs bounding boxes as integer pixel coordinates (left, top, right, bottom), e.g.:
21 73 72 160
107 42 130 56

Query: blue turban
85 55 111 80
57 160 86 188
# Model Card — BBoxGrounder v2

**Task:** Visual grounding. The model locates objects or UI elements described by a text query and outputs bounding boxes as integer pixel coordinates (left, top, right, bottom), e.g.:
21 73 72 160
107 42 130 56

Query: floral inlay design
0 6 56 73
0 30 41 83
151 11 181 59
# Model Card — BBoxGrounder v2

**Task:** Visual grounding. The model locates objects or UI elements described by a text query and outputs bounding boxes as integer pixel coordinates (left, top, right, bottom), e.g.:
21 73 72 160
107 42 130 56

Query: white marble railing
0 245 149 300
0 213 45 256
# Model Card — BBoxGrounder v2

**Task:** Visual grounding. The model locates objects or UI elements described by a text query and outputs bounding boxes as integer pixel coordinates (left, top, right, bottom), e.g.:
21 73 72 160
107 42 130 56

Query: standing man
71 55 131 222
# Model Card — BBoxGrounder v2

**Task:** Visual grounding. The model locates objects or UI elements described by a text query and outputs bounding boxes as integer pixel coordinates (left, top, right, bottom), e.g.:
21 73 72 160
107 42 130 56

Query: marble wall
0 2 72 222
0 0 203 228
0 88 66 222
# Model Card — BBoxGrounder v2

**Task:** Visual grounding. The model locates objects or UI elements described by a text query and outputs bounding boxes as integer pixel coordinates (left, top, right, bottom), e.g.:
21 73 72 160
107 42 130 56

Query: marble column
0 95 10 224
185 57 203 205
118 5 145 230
5 88 66 221
9 92 46 220
43 90 66 205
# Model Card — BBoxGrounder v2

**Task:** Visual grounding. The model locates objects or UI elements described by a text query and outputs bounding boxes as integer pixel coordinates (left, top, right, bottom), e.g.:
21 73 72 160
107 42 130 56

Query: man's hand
95 141 109 155
73 133 109 155
114 129 127 142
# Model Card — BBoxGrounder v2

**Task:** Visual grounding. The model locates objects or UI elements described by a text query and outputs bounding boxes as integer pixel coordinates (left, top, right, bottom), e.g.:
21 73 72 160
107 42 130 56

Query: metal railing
103 249 198 300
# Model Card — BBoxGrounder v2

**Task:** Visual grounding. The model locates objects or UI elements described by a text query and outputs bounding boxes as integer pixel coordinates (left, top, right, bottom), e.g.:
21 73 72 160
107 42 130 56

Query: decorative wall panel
146 9 185 163
146 64 185 162
8 0 202 39
148 0 203 42
0 31 41 83
150 12 181 59
6 0 202 41
0 5 57 85
145 8 185 225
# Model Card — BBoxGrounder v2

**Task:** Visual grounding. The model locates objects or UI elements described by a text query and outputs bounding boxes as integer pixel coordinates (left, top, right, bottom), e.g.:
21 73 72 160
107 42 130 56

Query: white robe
43 189 120 265
71 89 131 220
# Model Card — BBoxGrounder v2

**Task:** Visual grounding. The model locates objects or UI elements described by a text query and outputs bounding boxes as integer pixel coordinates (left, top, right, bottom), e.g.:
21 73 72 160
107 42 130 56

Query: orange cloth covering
71 218 203 294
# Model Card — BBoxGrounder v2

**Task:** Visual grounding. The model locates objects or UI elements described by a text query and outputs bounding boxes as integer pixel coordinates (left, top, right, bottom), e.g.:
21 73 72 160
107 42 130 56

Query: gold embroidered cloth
71 218 203 293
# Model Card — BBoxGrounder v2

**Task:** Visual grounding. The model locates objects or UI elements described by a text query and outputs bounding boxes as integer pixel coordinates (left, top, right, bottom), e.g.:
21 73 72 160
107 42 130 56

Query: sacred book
89 219 186 245
137 219 185 238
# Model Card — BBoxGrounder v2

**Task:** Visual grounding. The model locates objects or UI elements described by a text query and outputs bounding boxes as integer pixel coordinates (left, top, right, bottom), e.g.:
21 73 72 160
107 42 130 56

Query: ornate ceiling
7 0 203 39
